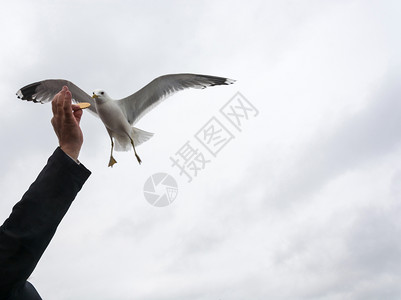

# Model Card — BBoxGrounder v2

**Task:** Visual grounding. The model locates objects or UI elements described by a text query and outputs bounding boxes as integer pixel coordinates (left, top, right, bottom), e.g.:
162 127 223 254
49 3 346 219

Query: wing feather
16 79 98 115
117 74 235 125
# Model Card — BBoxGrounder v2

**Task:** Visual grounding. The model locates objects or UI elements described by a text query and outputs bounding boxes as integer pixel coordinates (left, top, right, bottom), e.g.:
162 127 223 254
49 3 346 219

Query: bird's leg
129 138 142 165
108 138 117 167
106 129 117 167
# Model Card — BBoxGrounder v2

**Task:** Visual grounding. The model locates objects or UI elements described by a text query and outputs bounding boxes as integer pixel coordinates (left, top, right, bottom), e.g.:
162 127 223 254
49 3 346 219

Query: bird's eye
101 91 104 95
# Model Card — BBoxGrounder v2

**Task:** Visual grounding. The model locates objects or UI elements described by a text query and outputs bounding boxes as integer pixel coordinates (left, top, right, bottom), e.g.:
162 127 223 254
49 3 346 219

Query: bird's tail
113 127 154 152
132 127 154 146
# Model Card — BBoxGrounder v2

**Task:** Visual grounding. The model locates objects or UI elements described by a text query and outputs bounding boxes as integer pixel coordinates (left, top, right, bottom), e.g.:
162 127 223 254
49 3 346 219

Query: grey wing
116 73 235 125
16 79 98 115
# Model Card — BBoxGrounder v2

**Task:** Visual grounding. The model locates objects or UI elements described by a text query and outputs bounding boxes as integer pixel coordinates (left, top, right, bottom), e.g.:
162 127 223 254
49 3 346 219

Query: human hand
51 86 84 160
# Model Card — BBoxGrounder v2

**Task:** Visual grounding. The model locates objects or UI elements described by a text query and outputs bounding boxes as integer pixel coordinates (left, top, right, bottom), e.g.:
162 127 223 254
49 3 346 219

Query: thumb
72 105 83 125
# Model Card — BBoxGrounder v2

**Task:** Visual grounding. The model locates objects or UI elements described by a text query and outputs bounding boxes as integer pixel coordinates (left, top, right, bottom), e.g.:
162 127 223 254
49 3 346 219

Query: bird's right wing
117 73 235 125
16 79 98 115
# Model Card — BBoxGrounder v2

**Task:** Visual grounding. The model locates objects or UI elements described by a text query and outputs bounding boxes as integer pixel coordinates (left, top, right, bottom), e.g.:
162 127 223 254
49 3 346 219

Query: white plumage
17 73 235 166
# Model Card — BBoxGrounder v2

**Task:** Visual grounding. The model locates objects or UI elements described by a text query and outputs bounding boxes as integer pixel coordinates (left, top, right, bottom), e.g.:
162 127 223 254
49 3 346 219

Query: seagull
16 74 235 167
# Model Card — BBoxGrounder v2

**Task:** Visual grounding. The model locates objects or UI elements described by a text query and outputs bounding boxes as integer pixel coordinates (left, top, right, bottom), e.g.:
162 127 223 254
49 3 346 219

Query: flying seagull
16 74 235 167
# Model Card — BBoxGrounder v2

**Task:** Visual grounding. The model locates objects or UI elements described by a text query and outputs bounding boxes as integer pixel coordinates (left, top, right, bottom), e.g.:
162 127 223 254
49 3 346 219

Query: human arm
0 148 91 298
0 87 91 299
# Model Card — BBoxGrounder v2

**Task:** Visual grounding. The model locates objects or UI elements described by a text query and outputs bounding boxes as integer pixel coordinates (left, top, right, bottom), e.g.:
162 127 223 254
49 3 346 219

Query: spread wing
16 79 98 115
116 73 235 125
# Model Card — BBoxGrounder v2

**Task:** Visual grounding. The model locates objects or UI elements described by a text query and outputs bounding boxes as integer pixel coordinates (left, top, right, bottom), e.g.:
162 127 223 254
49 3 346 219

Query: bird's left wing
16 79 98 115
116 73 235 125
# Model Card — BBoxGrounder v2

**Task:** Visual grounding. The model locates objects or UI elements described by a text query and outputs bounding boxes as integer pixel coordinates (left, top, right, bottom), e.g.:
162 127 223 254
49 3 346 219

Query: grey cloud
342 203 401 300
273 69 401 204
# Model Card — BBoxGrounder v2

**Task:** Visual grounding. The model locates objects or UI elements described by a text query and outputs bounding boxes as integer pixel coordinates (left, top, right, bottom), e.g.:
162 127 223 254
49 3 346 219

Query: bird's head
92 89 112 102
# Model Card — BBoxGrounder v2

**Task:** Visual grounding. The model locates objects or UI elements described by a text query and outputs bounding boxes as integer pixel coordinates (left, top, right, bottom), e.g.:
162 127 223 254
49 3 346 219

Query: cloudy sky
1 0 401 299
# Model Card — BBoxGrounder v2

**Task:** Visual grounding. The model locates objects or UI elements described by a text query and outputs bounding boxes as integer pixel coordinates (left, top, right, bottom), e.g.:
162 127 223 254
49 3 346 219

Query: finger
63 89 74 118
52 86 68 114
51 95 57 115
73 108 83 125
56 88 66 117
52 90 62 116
71 104 81 110
72 104 83 124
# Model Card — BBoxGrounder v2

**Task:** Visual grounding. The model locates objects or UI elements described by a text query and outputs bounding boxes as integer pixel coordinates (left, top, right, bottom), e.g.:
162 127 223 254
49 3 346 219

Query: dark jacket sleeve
0 147 91 299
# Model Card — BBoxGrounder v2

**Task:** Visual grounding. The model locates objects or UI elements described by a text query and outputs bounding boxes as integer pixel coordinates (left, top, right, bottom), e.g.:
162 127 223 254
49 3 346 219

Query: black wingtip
16 82 41 102
206 75 236 87
224 78 236 85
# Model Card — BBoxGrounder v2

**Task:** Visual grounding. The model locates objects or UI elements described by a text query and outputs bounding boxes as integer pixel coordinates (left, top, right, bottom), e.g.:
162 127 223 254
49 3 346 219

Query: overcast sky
1 0 401 299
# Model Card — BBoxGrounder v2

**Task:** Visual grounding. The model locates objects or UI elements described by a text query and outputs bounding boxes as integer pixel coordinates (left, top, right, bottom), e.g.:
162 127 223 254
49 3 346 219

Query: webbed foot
108 156 117 167
135 153 142 165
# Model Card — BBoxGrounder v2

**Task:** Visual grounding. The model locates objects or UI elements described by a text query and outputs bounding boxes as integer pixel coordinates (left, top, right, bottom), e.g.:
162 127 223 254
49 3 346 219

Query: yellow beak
92 94 98 99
